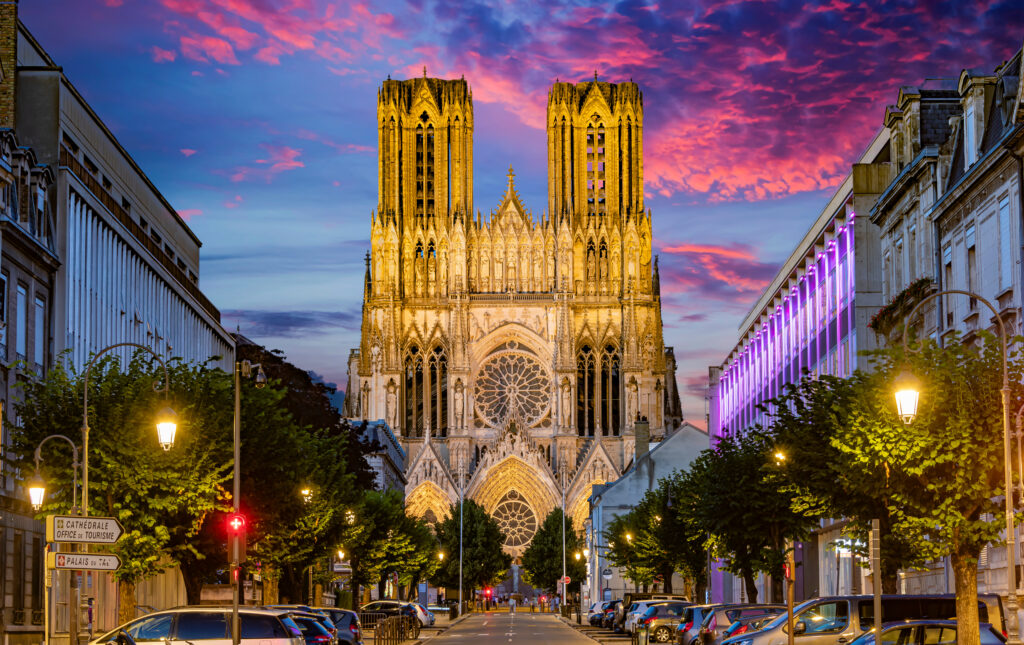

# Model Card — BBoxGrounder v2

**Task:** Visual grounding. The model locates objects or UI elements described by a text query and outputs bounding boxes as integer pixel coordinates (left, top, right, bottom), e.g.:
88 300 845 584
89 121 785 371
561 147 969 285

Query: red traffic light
484 588 492 597
227 514 246 534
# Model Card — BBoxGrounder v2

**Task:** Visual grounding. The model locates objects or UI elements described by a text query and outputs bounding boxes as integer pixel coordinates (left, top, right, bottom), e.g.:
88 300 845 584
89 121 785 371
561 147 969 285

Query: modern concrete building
582 422 707 606
0 5 232 644
706 129 892 603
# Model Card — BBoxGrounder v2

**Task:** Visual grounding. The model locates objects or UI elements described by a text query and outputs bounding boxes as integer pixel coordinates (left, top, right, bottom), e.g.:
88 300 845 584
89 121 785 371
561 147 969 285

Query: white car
625 601 677 634
411 603 434 627
89 607 304 645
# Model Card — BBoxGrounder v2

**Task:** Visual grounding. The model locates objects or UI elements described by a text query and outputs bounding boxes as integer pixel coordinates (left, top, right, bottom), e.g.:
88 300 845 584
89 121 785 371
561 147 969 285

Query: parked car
677 605 722 645
411 603 434 627
89 607 304 645
588 602 610 626
729 594 1003 645
718 614 781 643
289 613 335 645
638 602 690 643
613 600 632 632
697 604 784 644
311 608 362 645
844 620 1005 645
627 601 687 634
602 600 623 628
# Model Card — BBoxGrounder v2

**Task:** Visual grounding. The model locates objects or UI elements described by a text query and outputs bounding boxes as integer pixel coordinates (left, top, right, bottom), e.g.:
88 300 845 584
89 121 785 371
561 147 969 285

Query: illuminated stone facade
346 74 682 556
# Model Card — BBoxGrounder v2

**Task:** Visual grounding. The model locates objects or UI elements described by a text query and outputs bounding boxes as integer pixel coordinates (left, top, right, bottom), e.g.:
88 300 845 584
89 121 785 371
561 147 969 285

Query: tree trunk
770 570 783 604
743 570 758 604
662 568 674 594
264 576 279 605
881 557 900 593
178 562 205 605
118 580 136 626
951 550 980 645
693 581 707 604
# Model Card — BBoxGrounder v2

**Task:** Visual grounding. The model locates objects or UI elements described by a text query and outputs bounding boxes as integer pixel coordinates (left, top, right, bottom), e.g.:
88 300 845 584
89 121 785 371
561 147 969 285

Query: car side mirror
794 621 807 635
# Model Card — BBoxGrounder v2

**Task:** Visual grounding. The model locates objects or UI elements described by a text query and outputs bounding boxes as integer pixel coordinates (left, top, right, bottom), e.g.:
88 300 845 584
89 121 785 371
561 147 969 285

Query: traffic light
484 587 492 598
227 513 247 564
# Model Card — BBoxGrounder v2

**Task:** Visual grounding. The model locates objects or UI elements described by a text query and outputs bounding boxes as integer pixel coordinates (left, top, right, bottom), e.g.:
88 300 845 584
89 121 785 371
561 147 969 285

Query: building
873 47 1024 596
355 420 407 494
582 421 707 605
345 73 681 556
706 129 892 602
0 4 233 644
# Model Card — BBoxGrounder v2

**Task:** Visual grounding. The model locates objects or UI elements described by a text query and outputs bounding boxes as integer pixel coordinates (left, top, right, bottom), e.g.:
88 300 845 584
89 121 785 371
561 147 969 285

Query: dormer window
964 103 977 166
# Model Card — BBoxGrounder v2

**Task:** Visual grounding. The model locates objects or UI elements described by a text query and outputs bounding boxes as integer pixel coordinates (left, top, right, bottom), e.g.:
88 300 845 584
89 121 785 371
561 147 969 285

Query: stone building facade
346 74 681 556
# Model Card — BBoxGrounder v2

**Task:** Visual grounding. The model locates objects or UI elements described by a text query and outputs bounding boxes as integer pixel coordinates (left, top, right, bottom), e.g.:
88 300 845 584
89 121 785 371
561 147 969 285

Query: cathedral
344 73 682 556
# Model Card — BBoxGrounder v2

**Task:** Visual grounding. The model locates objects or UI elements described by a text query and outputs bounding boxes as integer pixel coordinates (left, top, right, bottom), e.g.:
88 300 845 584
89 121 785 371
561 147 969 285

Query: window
1000 196 1012 290
964 104 977 166
33 297 44 366
880 627 915 645
908 225 917 280
112 613 174 642
966 224 977 309
943 245 953 322
0 273 7 359
15 284 26 358
894 235 903 290
796 601 848 634
922 626 957 645
241 615 287 639
176 612 228 639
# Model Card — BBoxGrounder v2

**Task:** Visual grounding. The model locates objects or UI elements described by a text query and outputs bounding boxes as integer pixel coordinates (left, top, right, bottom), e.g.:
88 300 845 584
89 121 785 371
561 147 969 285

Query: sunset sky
22 0 1024 426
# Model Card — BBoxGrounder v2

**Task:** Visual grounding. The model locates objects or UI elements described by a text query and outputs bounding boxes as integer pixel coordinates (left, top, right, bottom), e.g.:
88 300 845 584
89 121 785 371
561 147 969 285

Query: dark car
717 614 780 643
676 605 722 645
358 600 419 633
312 608 362 645
589 602 611 626
697 604 784 644
288 613 334 645
602 600 623 629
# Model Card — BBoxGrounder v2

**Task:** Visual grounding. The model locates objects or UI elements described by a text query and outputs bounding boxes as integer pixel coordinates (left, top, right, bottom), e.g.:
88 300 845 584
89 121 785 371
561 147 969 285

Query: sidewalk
557 616 632 645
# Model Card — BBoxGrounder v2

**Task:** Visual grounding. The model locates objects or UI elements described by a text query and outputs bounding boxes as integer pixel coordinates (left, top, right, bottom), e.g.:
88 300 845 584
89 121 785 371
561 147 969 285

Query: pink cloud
179 34 240 65
178 208 202 220
228 145 304 183
224 194 243 209
180 148 197 157
151 46 177 63
659 241 777 304
294 129 373 154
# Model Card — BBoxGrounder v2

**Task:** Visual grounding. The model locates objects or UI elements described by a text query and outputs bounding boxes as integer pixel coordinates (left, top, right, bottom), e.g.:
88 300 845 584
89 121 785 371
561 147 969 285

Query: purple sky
22 0 1024 426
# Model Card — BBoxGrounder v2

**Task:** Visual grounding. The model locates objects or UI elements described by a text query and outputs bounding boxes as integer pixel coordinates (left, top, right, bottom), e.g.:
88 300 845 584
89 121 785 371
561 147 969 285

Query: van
729 594 1003 645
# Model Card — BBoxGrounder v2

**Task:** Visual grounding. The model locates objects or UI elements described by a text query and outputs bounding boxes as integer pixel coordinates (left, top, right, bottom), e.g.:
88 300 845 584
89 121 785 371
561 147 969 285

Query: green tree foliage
690 429 816 603
603 513 649 588
520 508 586 594
7 353 234 620
432 499 511 594
840 334 1011 645
760 374 925 592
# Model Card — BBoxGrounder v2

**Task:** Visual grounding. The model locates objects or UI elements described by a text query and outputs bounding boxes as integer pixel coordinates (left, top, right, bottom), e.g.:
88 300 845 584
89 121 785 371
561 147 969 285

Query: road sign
601 568 613 581
47 552 121 571
563 576 572 584
46 515 124 544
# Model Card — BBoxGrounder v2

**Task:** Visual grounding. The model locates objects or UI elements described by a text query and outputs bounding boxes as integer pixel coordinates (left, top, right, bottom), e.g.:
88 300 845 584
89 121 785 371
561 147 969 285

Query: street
422 612 594 645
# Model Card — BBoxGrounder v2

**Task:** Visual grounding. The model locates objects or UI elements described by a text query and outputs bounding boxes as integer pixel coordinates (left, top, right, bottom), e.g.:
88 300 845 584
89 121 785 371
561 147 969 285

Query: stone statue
360 384 370 418
454 379 465 428
561 378 572 426
626 378 638 425
587 247 596 281
386 380 397 429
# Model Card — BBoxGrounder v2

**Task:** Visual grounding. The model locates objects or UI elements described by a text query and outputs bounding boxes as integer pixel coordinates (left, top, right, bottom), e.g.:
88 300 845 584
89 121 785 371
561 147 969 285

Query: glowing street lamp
156 407 179 450
893 369 921 425
28 473 46 511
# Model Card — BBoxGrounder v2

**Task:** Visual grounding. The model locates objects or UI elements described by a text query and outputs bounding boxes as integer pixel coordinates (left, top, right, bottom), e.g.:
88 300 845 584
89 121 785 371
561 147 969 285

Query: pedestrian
509 596 517 614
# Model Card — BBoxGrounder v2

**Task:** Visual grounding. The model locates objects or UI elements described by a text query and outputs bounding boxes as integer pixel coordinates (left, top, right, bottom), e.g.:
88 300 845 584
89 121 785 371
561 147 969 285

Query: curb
414 613 471 643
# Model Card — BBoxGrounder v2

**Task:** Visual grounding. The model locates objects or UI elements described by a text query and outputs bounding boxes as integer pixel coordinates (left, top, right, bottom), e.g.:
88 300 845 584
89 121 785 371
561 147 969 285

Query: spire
506 165 516 192
594 69 598 82
363 251 371 296
423 65 427 77
653 254 661 296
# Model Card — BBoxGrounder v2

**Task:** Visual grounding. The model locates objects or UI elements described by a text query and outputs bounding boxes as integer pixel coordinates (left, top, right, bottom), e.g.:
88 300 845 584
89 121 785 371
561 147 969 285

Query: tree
649 473 709 598
603 513 650 590
841 333 1010 645
432 499 511 594
760 374 925 592
520 508 586 594
690 430 816 603
7 353 234 622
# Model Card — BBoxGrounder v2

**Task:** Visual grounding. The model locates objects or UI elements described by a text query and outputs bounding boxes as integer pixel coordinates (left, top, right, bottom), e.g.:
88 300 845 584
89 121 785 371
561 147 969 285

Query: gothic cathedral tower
346 74 682 557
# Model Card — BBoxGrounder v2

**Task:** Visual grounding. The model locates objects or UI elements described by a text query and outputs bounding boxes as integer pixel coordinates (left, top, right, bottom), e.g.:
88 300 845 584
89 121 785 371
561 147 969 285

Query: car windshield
761 599 821 631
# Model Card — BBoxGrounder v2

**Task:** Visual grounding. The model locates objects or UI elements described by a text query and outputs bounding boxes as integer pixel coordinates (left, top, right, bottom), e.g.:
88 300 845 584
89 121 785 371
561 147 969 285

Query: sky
20 0 1024 427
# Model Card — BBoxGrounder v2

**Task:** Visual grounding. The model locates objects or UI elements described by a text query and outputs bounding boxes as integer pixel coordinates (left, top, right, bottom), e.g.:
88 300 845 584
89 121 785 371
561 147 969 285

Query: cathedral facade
345 74 682 556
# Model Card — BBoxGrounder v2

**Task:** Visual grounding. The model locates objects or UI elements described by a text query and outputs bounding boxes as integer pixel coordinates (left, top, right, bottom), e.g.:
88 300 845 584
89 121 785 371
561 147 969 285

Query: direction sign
47 552 121 571
46 516 124 544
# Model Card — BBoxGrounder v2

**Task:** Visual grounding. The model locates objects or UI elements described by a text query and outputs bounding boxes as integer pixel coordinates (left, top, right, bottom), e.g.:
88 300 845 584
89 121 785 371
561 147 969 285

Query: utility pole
561 463 567 612
459 457 465 615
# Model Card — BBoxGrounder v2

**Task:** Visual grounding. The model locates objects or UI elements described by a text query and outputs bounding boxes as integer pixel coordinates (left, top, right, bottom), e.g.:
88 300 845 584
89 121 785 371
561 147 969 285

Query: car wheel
653 627 672 642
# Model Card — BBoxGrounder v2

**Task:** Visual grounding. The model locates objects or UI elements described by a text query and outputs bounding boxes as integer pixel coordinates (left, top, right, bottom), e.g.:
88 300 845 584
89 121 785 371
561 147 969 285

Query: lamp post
458 457 465 615
895 289 1019 645
28 434 81 645
79 342 175 645
231 356 264 645
560 460 567 613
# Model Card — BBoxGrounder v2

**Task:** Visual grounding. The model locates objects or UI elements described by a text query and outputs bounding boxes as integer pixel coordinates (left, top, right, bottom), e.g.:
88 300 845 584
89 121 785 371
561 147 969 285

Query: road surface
424 611 594 644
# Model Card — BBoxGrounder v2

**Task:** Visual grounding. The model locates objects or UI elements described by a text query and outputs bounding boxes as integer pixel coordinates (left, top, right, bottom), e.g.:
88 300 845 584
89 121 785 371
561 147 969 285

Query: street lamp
79 343 173 645
896 288 1019 645
575 551 582 561
231 356 264 645
28 434 81 512
156 407 179 450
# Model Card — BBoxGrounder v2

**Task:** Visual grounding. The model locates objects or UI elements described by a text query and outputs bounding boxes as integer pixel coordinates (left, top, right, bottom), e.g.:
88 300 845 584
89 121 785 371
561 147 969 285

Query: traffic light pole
232 358 242 645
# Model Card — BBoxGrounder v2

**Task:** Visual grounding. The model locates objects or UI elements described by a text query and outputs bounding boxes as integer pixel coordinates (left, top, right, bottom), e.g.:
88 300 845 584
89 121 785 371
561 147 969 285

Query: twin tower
351 74 677 548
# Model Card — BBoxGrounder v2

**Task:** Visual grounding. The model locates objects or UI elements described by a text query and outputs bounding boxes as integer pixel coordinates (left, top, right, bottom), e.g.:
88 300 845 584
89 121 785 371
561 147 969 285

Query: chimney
634 415 650 463
0 0 16 129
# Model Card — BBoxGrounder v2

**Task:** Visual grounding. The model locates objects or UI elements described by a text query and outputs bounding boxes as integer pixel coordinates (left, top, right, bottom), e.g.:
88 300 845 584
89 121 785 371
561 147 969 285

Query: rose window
492 490 538 549
474 347 551 428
